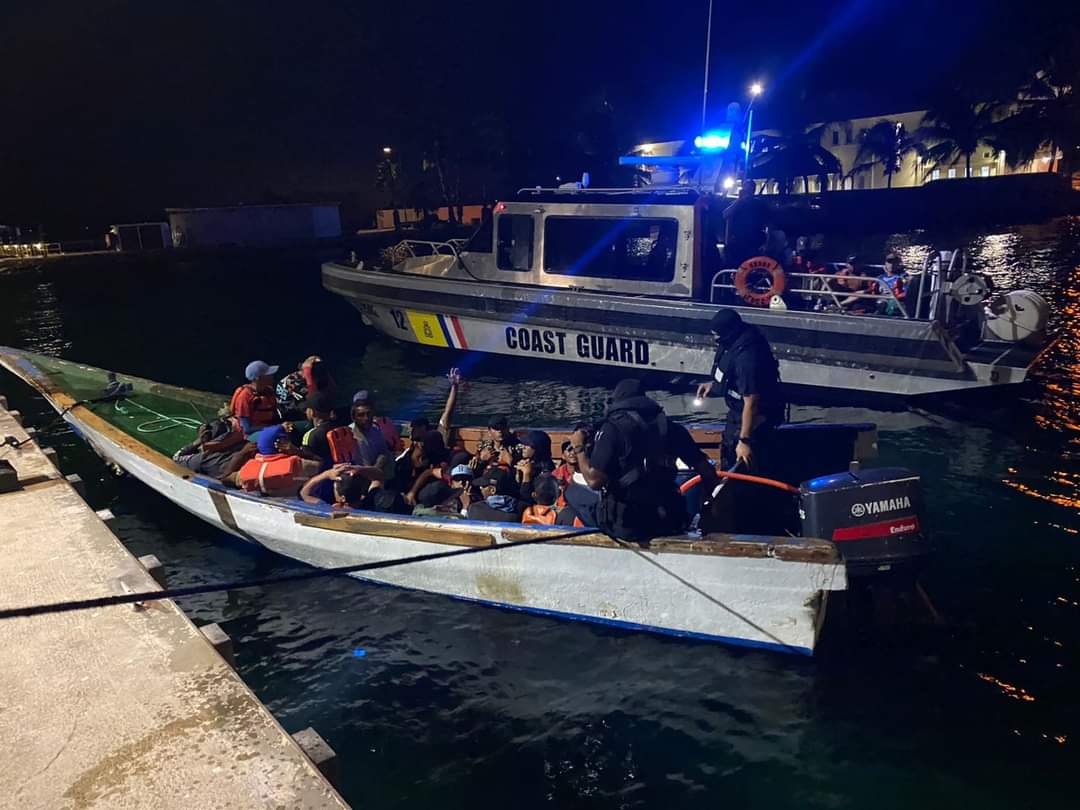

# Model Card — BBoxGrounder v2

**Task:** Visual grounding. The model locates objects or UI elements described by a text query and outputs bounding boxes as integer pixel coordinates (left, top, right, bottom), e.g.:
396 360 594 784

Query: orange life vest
522 504 558 525
326 426 358 464
238 453 305 496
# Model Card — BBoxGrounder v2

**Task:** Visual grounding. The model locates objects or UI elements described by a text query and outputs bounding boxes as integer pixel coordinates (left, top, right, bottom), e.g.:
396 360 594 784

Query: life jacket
229 384 278 428
326 425 358 465
522 504 558 525
238 453 305 496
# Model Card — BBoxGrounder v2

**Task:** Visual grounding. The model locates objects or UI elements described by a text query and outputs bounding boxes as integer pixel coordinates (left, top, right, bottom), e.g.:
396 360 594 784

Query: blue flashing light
694 128 732 151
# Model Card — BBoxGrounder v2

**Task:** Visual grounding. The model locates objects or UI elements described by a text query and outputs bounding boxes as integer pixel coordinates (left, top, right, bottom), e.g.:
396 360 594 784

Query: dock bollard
200 622 235 667
137 554 166 589
292 727 341 788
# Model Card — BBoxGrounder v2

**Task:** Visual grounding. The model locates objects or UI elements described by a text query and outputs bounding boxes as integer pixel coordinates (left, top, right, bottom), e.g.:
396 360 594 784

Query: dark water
1 224 1078 809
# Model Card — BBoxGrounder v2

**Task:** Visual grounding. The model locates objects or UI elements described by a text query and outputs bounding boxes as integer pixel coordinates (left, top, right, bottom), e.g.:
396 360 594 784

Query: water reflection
13 280 69 356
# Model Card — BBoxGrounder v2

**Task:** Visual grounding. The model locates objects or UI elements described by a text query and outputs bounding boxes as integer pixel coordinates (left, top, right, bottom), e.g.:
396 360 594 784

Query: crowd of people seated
173 359 594 526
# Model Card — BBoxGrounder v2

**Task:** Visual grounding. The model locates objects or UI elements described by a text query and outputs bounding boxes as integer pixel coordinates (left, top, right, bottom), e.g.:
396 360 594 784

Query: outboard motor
799 466 927 576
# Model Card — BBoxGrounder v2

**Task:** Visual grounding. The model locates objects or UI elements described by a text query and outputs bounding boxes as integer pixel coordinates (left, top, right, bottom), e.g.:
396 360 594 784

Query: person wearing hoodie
515 429 555 501
695 309 785 471
570 379 717 542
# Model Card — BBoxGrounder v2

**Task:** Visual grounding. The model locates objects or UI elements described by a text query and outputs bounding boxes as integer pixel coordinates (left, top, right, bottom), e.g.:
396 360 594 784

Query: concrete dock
0 399 349 809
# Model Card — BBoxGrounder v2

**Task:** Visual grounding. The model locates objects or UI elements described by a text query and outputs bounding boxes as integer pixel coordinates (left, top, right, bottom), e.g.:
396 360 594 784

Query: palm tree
849 120 924 189
916 99 1002 179
375 152 402 233
751 125 842 195
995 53 1080 177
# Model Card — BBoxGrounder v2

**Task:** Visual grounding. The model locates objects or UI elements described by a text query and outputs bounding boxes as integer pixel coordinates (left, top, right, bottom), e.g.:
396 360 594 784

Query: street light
745 81 764 177
382 146 393 155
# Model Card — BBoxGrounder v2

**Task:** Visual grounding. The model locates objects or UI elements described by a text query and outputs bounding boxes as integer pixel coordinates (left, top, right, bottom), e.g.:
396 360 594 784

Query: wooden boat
0 348 858 655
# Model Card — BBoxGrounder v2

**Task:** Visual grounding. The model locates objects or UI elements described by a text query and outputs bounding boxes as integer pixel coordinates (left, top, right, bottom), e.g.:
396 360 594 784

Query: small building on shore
166 203 341 248
374 204 486 231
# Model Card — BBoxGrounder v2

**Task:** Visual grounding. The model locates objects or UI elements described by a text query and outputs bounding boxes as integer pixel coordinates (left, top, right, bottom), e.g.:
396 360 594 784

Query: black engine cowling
799 467 927 576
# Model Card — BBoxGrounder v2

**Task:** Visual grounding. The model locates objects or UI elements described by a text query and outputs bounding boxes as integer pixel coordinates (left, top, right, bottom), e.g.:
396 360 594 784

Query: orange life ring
734 256 786 307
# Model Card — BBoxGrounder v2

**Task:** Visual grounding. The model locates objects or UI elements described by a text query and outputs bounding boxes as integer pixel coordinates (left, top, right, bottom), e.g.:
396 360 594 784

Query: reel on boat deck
949 273 992 306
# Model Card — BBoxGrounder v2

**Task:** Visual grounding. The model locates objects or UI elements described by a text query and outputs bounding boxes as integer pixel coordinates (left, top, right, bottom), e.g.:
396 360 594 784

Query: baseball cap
475 467 512 493
256 425 287 455
245 360 279 381
417 480 453 508
450 464 473 480
352 389 375 405
520 429 551 452
302 391 335 415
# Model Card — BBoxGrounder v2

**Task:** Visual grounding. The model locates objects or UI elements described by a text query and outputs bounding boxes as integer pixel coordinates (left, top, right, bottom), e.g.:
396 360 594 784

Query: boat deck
0 400 348 808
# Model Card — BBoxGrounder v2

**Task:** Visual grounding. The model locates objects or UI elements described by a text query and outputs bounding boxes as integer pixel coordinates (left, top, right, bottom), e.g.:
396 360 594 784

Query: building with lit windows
628 108 1062 193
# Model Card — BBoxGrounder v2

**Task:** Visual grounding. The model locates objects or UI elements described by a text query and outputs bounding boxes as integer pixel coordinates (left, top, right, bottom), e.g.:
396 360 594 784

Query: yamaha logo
851 496 912 518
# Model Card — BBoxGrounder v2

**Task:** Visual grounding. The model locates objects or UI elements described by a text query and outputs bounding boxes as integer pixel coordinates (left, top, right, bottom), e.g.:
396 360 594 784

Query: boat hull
0 350 844 655
322 261 1040 397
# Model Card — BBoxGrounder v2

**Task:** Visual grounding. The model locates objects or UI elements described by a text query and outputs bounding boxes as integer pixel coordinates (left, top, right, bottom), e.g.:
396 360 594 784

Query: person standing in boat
696 310 785 472
570 379 717 542
722 180 769 267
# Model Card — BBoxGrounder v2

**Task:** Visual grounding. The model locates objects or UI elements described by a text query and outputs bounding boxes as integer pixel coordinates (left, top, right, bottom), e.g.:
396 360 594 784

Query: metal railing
0 242 63 259
711 267 912 318
382 239 464 268
709 250 967 322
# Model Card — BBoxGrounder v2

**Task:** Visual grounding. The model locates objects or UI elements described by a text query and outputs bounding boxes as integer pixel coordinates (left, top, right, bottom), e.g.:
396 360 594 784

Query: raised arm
438 367 462 434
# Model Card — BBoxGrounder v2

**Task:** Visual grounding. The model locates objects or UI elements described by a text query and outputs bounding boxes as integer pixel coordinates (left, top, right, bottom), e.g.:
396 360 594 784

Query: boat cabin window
496 215 534 271
543 217 678 282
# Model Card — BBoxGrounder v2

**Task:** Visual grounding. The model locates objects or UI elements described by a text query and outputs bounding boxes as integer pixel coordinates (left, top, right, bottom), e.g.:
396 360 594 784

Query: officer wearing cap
696 310 784 471
229 359 281 437
571 379 717 542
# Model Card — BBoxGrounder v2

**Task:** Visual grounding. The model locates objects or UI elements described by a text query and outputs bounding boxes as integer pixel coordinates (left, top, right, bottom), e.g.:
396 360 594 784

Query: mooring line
0 529 593 620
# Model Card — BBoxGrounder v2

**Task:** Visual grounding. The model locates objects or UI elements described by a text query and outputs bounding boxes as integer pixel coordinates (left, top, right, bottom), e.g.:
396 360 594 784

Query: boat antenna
701 0 714 134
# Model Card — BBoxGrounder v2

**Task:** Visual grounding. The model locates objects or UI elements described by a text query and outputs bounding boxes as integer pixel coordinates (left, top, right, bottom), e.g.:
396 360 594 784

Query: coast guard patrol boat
322 185 1050 397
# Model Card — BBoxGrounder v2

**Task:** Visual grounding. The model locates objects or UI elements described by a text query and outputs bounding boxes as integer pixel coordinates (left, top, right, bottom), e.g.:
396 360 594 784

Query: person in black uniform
696 309 785 472
570 379 718 542
722 180 769 268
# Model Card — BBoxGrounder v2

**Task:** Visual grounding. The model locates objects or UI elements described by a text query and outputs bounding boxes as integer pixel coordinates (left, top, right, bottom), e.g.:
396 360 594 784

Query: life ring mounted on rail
734 256 786 307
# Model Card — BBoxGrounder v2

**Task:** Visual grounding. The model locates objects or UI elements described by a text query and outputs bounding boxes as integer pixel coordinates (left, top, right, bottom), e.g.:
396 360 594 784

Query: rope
0 529 593 620
679 470 800 495
113 398 201 434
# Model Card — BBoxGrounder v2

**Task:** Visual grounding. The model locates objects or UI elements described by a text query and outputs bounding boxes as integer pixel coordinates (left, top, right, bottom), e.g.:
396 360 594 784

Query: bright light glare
750 82 764 96
693 398 704 407
722 176 735 190
694 131 731 151
382 146 393 154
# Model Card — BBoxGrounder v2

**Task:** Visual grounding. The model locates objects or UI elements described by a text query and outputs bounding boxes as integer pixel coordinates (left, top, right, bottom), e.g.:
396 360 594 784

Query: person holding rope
570 379 717 543
696 310 784 472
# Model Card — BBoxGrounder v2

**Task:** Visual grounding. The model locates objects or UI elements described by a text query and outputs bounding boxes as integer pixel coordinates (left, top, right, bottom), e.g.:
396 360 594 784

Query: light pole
744 82 763 179
701 0 714 135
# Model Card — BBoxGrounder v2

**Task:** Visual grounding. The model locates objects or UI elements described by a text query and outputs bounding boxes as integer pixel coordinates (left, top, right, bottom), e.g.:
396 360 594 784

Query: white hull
323 261 1039 397
50 405 847 656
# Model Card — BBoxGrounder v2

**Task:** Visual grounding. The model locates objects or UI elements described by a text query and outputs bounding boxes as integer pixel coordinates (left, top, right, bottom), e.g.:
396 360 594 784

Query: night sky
0 0 1071 234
